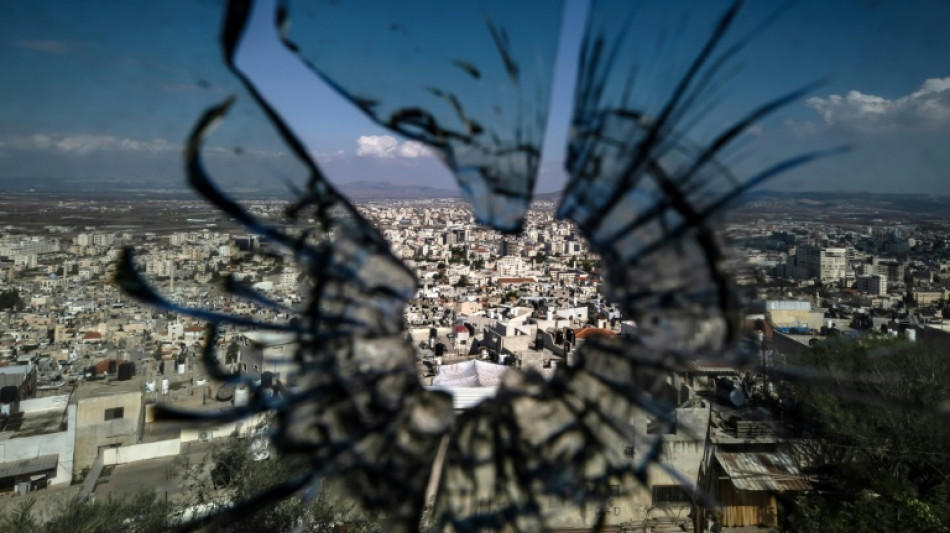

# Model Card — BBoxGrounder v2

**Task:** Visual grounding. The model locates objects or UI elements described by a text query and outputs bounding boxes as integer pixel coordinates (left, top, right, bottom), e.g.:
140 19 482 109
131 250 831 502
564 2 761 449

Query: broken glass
112 0 849 531
282 0 564 233
562 0 844 358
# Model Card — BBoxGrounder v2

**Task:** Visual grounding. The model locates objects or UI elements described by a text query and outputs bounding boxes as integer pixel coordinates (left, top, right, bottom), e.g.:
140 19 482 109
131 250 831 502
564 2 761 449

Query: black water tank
261 371 275 389
117 363 134 381
0 385 18 403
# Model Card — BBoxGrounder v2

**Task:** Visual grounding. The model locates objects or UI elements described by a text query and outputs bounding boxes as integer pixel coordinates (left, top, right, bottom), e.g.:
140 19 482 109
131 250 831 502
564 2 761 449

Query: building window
652 485 691 505
104 407 124 421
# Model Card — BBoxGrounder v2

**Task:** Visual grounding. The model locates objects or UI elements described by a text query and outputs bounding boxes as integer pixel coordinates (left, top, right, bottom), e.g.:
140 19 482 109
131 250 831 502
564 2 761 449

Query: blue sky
2 0 950 194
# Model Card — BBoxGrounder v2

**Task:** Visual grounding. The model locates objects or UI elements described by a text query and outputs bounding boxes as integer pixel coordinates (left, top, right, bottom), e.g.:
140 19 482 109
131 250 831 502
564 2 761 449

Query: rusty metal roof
716 452 812 491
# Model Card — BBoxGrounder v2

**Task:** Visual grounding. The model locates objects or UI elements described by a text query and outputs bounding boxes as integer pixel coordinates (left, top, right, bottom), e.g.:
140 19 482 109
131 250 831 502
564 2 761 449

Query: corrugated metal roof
0 454 58 479
678 359 739 375
716 452 812 491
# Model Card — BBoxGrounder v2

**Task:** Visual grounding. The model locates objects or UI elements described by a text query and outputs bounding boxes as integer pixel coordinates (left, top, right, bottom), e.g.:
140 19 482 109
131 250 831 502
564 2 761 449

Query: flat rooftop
0 410 67 440
72 376 145 400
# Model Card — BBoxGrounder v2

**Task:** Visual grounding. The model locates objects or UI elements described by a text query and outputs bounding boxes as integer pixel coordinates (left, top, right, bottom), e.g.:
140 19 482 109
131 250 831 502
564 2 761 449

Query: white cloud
5 133 177 155
805 77 950 132
15 40 71 54
3 133 290 158
356 135 431 158
397 141 430 158
313 149 344 164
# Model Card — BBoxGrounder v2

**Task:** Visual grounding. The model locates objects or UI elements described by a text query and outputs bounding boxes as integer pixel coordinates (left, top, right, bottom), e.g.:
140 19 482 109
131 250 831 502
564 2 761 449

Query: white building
796 245 847 283
0 395 76 491
496 256 525 277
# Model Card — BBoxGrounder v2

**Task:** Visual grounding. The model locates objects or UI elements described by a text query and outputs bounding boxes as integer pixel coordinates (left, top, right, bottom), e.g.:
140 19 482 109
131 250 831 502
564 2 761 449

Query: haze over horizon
3 0 950 196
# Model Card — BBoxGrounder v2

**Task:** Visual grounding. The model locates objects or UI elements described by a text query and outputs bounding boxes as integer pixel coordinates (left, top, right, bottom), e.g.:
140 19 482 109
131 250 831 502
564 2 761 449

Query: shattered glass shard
562 0 841 355
112 1 841 532
283 0 565 232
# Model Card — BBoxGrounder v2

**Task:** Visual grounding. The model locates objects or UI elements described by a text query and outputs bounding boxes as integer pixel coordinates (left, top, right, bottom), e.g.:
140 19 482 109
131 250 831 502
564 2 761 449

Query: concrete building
873 258 905 283
765 301 824 332
72 378 144 476
496 255 525 277
855 273 887 296
914 290 945 307
0 395 76 492
0 365 37 411
795 245 847 283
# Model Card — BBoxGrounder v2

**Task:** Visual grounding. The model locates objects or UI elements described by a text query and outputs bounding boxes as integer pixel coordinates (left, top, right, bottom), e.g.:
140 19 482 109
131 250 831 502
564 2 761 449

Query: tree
0 491 173 533
779 338 950 532
0 439 383 532
174 436 383 532
0 289 23 310
455 275 469 288
226 340 240 364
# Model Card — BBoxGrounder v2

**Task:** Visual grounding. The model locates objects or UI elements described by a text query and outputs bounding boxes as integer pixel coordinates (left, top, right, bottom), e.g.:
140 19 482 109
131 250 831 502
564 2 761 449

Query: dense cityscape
1 191 950 530
4 0 950 530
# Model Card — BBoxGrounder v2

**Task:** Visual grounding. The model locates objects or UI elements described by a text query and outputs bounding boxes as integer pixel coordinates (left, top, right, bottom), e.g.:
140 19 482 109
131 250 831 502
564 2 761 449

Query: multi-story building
795 245 847 283
496 256 525 278
855 274 887 296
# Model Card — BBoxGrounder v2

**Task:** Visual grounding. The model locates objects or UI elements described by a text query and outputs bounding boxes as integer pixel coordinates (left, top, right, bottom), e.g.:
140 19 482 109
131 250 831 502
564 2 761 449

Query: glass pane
284 0 565 231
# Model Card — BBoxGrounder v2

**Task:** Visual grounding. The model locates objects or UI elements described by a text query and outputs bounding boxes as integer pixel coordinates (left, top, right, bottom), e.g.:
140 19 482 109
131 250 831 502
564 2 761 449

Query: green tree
0 289 23 310
780 338 950 532
0 491 173 533
455 275 469 288
175 436 383 532
0 439 383 533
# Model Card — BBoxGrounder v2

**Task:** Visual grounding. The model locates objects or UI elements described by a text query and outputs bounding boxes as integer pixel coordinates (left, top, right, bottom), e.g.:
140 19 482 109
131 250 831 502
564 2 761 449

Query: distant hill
4 174 948 215
533 190 563 202
733 190 950 214
336 180 460 199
